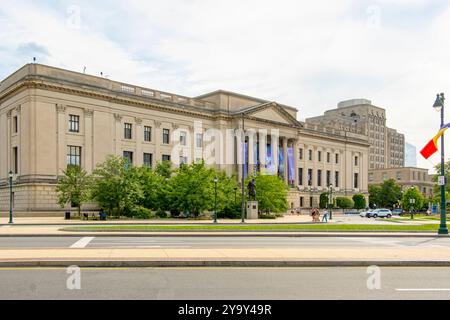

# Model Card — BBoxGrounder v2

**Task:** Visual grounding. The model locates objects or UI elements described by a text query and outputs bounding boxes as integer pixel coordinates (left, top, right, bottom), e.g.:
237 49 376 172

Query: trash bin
65 211 71 220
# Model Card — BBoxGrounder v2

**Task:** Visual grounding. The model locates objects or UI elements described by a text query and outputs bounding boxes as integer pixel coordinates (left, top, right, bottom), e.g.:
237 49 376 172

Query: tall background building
405 142 418 167
306 99 405 170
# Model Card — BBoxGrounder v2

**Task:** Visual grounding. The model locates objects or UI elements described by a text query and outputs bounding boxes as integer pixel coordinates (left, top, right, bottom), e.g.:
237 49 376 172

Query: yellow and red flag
420 124 450 159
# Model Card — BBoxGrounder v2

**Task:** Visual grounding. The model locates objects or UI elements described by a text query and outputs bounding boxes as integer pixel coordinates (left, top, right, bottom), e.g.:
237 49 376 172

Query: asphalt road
1 267 450 300
2 236 450 249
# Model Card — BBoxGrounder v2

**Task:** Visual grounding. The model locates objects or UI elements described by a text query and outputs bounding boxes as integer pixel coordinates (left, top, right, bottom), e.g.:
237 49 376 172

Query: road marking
396 288 450 292
70 237 95 248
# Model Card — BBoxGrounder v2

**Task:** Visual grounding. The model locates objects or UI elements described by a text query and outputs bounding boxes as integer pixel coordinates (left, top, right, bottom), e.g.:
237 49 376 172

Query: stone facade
0 64 370 215
368 167 434 198
306 99 405 170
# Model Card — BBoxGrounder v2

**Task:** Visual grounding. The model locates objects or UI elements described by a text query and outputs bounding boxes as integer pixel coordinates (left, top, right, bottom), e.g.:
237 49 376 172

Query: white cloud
1 0 450 172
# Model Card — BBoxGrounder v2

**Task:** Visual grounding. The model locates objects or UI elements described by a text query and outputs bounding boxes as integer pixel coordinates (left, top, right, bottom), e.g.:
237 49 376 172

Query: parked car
359 210 370 218
368 209 393 218
392 209 403 216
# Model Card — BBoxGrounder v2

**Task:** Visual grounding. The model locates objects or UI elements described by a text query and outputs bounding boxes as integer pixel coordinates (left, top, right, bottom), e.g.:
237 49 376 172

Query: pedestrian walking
322 209 329 223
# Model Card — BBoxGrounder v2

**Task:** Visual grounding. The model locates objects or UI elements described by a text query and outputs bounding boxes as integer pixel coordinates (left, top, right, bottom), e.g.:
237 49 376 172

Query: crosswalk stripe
70 237 95 248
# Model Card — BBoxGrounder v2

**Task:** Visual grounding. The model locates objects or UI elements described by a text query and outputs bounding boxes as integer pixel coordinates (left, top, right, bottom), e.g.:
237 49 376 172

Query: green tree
319 193 329 209
90 156 144 217
352 194 367 210
248 174 288 214
369 185 381 208
379 179 402 208
336 197 354 209
134 166 164 211
402 186 425 213
167 162 216 217
56 165 92 217
155 160 173 179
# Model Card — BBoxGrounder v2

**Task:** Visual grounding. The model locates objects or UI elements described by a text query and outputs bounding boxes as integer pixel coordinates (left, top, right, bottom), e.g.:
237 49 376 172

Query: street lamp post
241 113 246 223
409 186 415 220
433 93 448 235
8 170 13 224
214 176 218 224
328 184 333 220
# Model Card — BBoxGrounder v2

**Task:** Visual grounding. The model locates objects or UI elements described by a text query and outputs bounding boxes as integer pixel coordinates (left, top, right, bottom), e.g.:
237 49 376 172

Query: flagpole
437 93 448 235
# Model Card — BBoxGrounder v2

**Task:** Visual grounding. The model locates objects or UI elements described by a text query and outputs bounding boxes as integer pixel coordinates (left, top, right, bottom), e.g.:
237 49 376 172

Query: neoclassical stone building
0 64 369 215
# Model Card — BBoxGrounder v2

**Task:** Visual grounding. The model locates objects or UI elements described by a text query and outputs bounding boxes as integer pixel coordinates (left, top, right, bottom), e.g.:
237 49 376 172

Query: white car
359 211 370 218
368 209 392 218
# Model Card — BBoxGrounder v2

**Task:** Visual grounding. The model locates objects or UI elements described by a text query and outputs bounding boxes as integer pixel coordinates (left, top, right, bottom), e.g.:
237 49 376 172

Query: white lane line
70 237 95 248
396 288 450 292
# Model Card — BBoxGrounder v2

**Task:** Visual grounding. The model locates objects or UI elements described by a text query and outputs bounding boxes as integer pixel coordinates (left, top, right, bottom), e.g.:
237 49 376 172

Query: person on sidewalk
322 209 329 223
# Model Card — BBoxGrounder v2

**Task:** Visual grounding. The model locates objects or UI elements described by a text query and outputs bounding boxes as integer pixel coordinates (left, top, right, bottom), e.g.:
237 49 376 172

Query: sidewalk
2 246 450 267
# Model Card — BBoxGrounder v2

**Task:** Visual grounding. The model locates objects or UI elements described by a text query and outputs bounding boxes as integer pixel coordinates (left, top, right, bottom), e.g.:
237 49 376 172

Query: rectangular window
299 148 303 160
335 153 339 164
67 146 81 166
318 151 322 162
310 197 313 208
355 156 358 166
327 152 330 163
196 133 203 148
180 131 187 146
162 154 171 162
300 197 304 208
326 170 331 186
317 170 322 187
308 169 313 186
144 126 152 142
69 115 80 133
298 168 303 186
163 129 170 144
13 147 18 174
124 123 132 139
143 153 152 168
13 116 18 134
354 173 359 189
123 151 133 166
308 150 313 161
335 171 340 188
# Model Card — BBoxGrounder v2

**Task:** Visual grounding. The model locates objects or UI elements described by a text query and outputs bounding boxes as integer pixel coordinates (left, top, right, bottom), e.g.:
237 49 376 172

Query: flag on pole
420 123 450 159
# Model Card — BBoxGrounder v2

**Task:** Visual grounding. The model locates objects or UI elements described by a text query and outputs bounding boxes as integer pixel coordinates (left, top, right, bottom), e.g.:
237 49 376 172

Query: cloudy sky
1 0 450 172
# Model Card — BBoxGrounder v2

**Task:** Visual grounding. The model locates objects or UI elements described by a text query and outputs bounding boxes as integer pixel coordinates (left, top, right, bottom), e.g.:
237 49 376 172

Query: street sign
439 176 446 186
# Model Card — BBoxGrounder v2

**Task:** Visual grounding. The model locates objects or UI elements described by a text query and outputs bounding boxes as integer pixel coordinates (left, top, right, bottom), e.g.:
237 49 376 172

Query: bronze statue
247 179 256 201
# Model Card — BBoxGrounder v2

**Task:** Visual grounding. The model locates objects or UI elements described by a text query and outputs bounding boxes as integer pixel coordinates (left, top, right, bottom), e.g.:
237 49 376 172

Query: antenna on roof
83 66 86 74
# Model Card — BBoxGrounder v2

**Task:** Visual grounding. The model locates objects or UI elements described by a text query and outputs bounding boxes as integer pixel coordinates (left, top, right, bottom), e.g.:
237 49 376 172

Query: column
114 114 122 157
248 129 255 177
84 109 94 172
135 117 143 166
293 139 299 187
6 110 12 172
283 137 288 184
155 121 162 163
258 129 267 173
56 105 66 176
272 134 279 176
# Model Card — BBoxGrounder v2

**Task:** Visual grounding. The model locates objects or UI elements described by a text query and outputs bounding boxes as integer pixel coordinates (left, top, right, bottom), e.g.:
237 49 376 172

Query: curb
0 233 445 238
1 260 450 268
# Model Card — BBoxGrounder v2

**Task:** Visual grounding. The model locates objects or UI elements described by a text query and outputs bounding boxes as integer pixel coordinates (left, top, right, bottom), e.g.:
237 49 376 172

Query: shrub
156 209 168 219
218 203 241 219
336 197 354 209
132 207 154 219
319 193 329 209
352 194 367 210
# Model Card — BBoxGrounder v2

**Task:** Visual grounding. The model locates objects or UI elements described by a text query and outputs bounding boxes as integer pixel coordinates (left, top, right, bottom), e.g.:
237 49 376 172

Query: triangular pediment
250 107 291 125
239 102 301 127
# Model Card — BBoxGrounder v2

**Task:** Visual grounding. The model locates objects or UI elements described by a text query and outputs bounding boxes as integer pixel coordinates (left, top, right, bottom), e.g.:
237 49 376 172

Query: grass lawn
61 223 442 233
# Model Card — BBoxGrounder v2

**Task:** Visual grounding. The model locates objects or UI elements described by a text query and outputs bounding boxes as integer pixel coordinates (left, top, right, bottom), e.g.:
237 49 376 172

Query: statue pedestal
246 201 259 219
